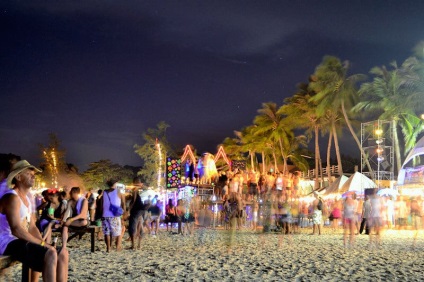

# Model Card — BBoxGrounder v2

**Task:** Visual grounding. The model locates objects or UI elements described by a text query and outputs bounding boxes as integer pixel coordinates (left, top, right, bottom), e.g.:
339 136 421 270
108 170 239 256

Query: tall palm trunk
261 151 266 174
272 151 278 173
341 101 374 176
332 122 343 175
278 138 288 174
314 125 321 189
250 150 255 171
327 129 333 183
392 119 401 173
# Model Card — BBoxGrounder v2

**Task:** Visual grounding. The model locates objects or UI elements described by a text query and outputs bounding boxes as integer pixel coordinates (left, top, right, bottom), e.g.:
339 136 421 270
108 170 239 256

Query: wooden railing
301 165 339 179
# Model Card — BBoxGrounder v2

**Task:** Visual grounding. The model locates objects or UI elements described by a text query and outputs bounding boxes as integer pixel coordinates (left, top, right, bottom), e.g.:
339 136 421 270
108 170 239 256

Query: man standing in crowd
102 179 127 252
360 195 371 235
311 192 323 235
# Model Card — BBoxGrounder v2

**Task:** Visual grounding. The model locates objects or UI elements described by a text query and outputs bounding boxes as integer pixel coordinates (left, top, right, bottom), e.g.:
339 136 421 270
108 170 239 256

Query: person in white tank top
229 177 240 194
0 160 68 281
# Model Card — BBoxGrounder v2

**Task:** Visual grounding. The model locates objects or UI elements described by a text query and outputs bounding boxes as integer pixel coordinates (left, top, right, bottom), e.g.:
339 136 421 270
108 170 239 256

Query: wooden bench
0 255 29 282
57 225 101 253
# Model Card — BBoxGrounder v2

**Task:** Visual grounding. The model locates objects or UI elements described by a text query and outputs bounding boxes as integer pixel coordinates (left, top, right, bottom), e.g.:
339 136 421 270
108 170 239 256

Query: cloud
8 1 298 57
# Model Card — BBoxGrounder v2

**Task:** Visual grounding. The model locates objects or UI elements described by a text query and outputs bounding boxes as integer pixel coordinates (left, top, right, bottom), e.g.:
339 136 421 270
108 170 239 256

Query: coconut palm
242 125 276 174
253 102 305 174
279 83 324 188
308 56 373 176
234 125 261 171
355 57 424 171
221 136 245 161
321 109 344 181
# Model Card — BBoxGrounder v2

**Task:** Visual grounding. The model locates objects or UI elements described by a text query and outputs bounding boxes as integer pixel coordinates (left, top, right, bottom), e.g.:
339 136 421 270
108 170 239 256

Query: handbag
105 191 124 217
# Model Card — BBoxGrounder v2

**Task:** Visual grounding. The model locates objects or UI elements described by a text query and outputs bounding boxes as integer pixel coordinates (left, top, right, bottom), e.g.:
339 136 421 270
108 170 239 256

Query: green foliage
355 56 424 170
134 121 174 188
81 159 134 190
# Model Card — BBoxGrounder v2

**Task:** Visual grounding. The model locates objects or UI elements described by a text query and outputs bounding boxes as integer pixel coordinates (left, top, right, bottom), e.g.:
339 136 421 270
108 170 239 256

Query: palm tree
308 56 373 176
276 122 309 173
221 136 245 162
321 109 344 181
279 83 324 188
234 125 260 171
253 102 306 174
355 57 424 171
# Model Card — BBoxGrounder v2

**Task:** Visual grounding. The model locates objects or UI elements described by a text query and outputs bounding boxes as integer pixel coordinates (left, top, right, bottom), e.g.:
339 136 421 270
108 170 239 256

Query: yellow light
375 129 383 135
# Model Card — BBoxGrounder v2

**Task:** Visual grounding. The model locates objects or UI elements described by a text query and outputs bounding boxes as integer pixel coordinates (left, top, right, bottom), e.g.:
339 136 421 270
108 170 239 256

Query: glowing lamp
376 139 383 145
375 129 383 135
377 156 385 162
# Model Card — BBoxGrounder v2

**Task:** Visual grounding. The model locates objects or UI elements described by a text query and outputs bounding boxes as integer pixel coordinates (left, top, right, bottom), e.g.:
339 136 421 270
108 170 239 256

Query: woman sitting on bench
61 187 89 248
38 188 66 244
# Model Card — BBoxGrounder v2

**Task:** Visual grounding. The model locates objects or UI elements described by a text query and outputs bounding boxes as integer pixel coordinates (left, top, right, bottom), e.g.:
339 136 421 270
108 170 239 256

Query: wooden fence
301 165 339 179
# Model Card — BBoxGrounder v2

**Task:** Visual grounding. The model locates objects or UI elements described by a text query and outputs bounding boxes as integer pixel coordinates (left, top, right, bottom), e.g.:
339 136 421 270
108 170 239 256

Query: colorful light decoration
181 145 197 165
166 157 181 189
43 149 58 187
156 140 163 189
214 145 231 167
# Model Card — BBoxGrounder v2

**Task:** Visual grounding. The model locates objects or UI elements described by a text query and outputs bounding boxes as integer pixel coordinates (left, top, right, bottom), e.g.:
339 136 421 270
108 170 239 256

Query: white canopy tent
323 175 349 196
339 172 377 194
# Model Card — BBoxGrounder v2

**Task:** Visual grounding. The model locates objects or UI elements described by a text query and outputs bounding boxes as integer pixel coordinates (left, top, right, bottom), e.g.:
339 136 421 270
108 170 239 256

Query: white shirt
0 190 32 254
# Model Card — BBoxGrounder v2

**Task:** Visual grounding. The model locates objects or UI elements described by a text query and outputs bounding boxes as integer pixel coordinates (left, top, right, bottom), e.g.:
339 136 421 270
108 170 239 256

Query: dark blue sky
1 1 423 170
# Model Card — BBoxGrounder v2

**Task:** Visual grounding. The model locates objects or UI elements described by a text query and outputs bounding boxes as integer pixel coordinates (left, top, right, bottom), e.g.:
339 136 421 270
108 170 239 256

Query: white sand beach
3 227 424 281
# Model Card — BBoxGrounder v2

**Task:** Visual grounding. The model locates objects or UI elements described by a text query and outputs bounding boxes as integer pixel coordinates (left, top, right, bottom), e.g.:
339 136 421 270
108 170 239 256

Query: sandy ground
2 227 424 281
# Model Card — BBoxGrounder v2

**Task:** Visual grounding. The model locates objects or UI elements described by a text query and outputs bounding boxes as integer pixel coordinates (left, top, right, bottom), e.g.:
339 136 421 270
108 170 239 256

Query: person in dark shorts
128 177 146 249
248 170 259 200
0 160 68 281
61 186 89 248
147 197 162 236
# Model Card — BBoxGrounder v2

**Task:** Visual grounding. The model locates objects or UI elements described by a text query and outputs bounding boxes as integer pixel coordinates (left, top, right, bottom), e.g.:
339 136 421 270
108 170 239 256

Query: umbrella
377 188 399 197
341 191 354 198
341 191 364 198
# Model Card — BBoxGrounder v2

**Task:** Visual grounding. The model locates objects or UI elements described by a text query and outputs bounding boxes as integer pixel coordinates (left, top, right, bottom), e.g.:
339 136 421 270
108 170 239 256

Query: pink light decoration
214 146 231 167
181 145 197 166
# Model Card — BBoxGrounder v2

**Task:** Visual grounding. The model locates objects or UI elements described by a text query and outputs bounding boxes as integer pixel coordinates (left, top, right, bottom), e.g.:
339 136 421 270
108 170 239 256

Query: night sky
1 1 424 170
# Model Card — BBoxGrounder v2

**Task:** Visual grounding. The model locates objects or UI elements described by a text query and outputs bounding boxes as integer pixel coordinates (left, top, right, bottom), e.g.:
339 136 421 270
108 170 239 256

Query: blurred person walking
128 177 146 250
343 192 356 250
360 195 371 235
102 179 126 252
368 189 383 249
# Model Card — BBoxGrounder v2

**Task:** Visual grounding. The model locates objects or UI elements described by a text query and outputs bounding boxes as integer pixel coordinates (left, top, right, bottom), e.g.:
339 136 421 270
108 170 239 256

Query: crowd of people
0 154 423 281
214 169 424 251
